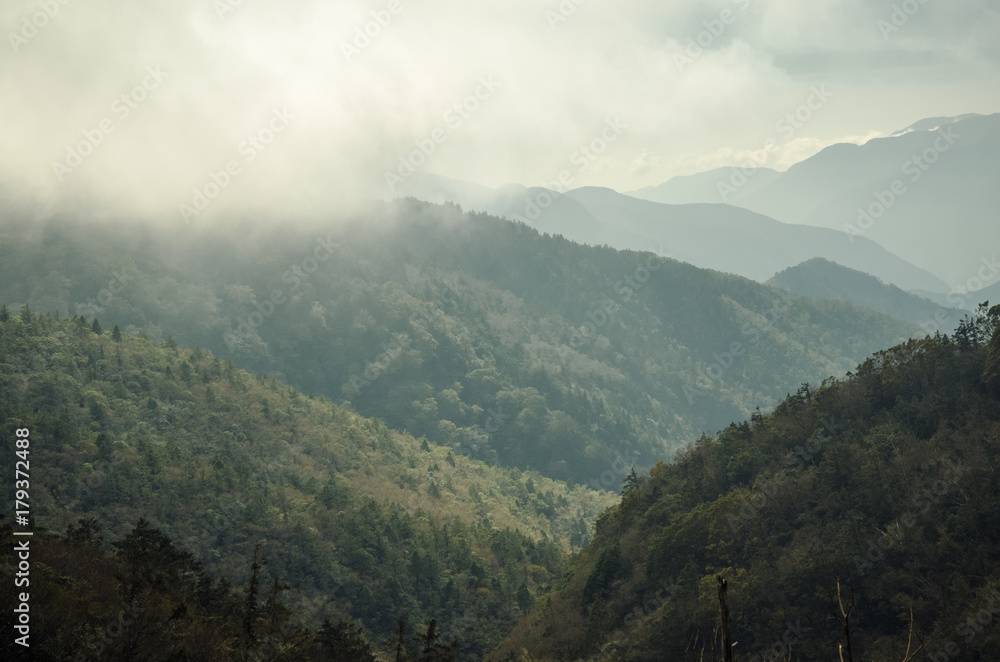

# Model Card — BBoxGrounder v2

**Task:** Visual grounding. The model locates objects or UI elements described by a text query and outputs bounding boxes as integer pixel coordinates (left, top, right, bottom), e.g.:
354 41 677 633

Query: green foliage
0 312 609 659
0 515 388 661
494 309 1000 662
581 543 626 607
983 304 1000 392
318 619 378 662
0 205 916 486
621 467 640 495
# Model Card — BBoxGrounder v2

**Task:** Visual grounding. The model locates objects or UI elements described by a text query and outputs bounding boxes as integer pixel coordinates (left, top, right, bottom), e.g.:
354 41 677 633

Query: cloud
630 149 661 177
0 0 997 223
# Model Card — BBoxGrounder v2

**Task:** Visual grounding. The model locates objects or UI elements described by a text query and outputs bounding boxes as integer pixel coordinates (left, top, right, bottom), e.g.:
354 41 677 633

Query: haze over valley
2 1 1000 660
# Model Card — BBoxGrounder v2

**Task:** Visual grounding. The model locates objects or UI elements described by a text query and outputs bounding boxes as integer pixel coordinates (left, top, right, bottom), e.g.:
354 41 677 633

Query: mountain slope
626 166 782 206
491 306 1000 661
0 205 919 488
0 311 614 657
631 113 1000 285
395 173 948 293
563 186 947 292
767 257 968 328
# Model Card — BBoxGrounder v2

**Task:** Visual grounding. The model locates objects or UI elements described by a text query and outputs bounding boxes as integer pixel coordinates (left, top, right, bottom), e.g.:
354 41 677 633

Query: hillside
0 203 919 488
626 166 782 206
767 258 968 329
491 305 1000 661
632 114 1000 285
561 187 946 292
0 310 615 658
394 173 948 294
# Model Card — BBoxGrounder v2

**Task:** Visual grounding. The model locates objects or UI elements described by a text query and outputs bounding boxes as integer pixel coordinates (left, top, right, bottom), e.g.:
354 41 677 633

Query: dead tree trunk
835 577 855 662
717 575 733 662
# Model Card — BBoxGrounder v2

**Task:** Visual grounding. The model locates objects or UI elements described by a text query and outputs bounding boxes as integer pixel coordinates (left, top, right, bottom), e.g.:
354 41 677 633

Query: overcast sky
3 0 999 222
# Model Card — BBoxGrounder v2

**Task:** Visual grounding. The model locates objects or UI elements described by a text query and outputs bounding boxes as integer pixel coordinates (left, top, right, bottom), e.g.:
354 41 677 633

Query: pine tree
243 544 263 646
112 324 122 342
318 619 377 662
622 467 641 495
0 304 9 322
516 582 533 612
417 619 455 661
983 305 1000 393
91 318 102 334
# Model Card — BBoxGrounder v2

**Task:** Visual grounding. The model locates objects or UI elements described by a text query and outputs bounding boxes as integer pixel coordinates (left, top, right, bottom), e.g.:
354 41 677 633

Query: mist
3 0 998 225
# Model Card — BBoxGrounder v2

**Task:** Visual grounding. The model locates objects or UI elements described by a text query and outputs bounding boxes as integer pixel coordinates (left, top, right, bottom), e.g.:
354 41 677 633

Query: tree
417 619 455 662
622 467 641 495
395 618 408 662
91 318 102 334
112 324 122 342
717 575 733 662
983 305 1000 393
318 619 377 662
0 304 8 322
516 582 533 612
65 517 104 549
112 518 197 600
832 577 855 662
243 544 264 646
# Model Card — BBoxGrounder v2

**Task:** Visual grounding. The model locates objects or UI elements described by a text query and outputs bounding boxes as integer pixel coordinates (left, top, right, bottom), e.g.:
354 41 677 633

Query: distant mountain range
395 173 949 294
0 204 918 488
629 113 1000 286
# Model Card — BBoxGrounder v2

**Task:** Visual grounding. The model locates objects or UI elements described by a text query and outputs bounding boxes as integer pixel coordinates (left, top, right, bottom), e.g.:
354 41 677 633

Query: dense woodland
492 304 1000 661
767 258 967 327
0 310 613 659
0 203 915 486
2 204 993 661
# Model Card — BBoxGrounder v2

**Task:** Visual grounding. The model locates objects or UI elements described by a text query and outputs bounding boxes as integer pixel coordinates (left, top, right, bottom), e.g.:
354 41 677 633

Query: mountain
767 257 967 329
911 279 1000 312
491 306 1000 661
563 187 948 293
395 173 949 294
626 166 782 206
630 113 1000 285
0 311 614 658
890 113 985 136
0 204 917 488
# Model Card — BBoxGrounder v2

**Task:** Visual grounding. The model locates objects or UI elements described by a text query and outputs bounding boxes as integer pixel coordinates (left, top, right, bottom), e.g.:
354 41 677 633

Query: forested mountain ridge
767 258 967 328
491 305 1000 661
395 173 948 294
0 310 613 658
0 201 918 486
